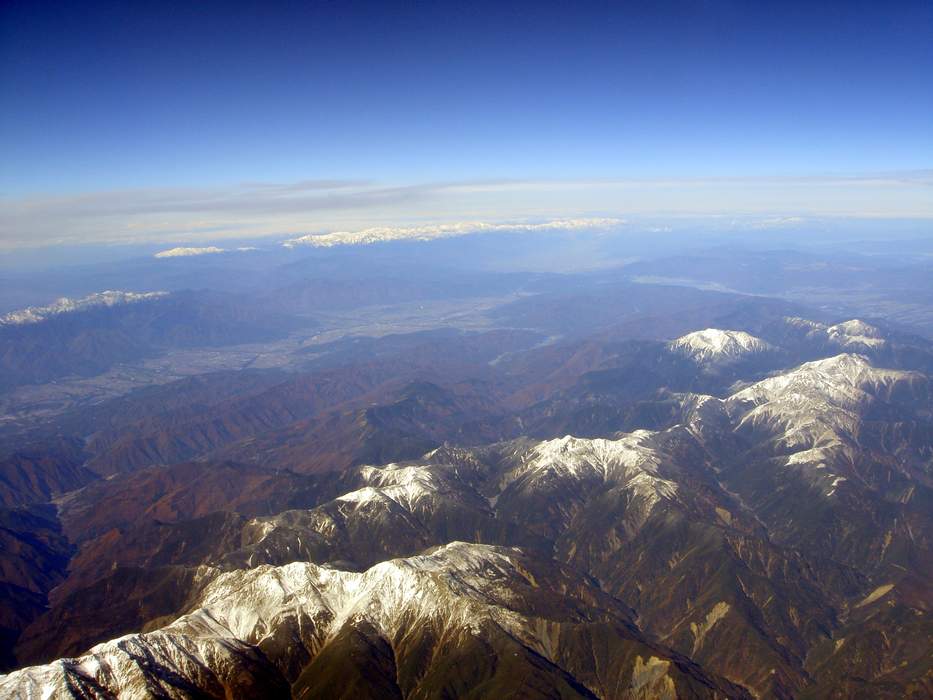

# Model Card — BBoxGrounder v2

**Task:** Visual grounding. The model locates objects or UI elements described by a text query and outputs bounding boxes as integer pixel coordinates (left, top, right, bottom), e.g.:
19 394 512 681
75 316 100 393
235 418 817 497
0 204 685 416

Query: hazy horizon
2 1 931 251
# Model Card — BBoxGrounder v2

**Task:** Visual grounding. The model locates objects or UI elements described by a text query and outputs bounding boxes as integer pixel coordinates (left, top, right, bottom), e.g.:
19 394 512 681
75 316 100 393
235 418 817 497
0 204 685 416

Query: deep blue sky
2 0 931 196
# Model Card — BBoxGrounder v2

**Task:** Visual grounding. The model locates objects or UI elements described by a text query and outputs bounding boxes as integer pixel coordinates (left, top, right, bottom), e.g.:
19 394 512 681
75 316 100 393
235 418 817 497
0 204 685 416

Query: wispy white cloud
1 172 931 250
742 216 808 229
0 180 432 249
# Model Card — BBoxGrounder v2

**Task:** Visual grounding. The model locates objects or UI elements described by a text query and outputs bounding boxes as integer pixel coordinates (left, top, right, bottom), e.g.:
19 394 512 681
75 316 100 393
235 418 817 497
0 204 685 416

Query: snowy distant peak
152 245 257 258
670 329 772 362
783 316 824 332
0 290 168 326
826 319 886 348
783 316 886 349
154 245 225 258
829 320 882 338
152 245 259 258
281 217 623 248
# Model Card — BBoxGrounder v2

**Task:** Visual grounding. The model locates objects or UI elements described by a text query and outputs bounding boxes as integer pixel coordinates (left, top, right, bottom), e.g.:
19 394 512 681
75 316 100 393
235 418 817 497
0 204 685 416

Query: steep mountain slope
445 431 841 697
707 354 932 574
801 580 932 699
0 441 91 508
14 329 538 478
1 543 748 700
0 505 72 671
217 380 518 475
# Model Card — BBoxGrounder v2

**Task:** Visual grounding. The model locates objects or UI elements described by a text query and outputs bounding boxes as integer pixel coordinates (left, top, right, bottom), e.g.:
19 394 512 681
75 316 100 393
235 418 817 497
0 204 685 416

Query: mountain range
0 246 931 698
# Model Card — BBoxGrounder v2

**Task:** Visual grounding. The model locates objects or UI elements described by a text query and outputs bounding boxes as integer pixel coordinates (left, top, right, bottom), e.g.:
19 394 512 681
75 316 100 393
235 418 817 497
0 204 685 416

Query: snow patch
690 601 730 655
856 583 894 608
631 656 677 700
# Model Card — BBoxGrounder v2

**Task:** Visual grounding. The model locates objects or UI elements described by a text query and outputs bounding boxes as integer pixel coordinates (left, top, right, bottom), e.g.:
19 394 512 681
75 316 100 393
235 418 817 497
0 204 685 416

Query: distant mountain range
0 290 305 391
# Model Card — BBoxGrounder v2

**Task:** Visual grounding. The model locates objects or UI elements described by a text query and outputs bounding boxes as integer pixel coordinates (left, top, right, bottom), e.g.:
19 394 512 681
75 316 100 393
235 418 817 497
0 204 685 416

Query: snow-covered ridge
784 317 886 349
507 432 679 513
729 353 919 453
522 432 662 480
281 462 461 514
783 317 823 332
731 354 911 411
0 543 580 698
0 290 168 326
237 462 478 562
241 435 680 564
0 624 286 699
670 329 772 362
352 463 454 511
826 319 885 349
282 217 623 248
676 353 924 498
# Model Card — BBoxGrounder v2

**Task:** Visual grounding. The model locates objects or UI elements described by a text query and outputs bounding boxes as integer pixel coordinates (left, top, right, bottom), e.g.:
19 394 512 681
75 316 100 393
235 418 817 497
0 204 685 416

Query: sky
1 0 932 249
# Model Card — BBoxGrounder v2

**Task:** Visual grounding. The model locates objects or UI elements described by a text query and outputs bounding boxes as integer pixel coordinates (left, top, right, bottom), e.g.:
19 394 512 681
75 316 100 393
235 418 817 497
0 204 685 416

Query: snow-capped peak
506 432 679 513
0 290 168 326
333 463 459 514
669 329 772 362
0 543 540 699
359 464 445 505
234 461 480 566
783 316 886 349
829 320 881 338
523 432 662 480
826 319 886 349
729 353 918 451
